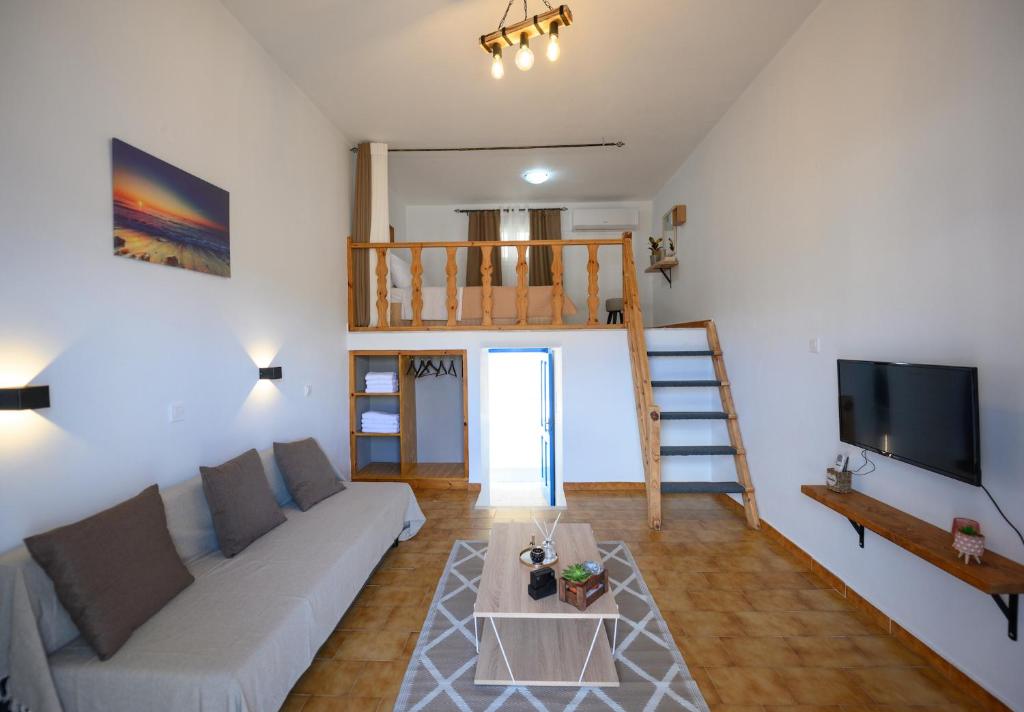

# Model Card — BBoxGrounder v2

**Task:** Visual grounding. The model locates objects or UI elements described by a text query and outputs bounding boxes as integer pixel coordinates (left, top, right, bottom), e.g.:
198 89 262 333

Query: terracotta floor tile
349 660 406 698
301 696 383 712
735 611 807 637
688 590 754 612
792 611 878 637
746 590 809 612
784 636 865 668
316 631 346 659
278 694 309 712
384 605 426 632
677 636 733 667
671 611 746 637
706 667 796 706
847 635 925 666
848 666 958 706
719 637 800 668
795 588 848 611
776 667 870 705
292 660 363 696
691 666 723 705
338 605 392 631
335 631 410 662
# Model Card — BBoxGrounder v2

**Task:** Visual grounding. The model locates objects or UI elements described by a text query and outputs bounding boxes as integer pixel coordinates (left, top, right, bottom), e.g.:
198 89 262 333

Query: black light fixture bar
258 366 283 380
0 385 51 410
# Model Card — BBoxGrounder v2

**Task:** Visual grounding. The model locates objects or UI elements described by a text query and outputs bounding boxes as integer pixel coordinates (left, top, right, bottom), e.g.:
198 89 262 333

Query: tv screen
837 360 981 485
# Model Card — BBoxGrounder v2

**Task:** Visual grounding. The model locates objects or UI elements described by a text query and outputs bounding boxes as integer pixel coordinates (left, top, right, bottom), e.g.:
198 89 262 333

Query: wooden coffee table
473 522 620 687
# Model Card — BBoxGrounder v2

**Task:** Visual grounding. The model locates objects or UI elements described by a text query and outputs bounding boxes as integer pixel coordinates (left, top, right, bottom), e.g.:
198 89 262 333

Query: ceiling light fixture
522 169 551 185
481 2 572 79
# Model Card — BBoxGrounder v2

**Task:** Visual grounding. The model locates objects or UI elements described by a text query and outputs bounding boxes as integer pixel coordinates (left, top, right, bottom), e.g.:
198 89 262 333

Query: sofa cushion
273 438 345 511
200 449 286 558
23 485 194 661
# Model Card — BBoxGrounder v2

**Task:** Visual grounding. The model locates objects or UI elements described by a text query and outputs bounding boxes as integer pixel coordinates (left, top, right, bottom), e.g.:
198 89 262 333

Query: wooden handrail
621 232 662 530
350 238 625 249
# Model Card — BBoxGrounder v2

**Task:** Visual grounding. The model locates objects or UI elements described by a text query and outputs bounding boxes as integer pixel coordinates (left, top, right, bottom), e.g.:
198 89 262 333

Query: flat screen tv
837 360 981 485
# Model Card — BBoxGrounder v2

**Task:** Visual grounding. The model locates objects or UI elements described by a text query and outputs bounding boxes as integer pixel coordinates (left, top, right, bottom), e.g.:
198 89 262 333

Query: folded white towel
361 426 399 434
362 418 399 426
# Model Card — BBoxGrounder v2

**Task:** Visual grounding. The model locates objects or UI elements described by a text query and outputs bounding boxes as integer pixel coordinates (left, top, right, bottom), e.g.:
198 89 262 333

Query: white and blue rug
394 540 710 711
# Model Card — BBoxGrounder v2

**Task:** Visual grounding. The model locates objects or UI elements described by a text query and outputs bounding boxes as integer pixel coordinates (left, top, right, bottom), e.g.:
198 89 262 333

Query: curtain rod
349 141 624 153
454 207 568 213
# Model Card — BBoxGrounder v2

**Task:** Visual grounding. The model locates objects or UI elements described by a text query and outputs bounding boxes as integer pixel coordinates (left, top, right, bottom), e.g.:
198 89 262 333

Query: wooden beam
410 246 423 327
374 245 389 327
479 5 573 52
550 244 564 326
586 243 600 325
516 243 529 326
480 244 494 327
445 246 458 327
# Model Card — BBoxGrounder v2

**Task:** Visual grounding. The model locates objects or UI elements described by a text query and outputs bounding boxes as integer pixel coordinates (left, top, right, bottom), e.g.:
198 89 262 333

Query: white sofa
0 449 425 712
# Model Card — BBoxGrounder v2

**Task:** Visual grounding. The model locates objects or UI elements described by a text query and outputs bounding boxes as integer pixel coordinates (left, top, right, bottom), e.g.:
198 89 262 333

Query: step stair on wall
643 320 760 530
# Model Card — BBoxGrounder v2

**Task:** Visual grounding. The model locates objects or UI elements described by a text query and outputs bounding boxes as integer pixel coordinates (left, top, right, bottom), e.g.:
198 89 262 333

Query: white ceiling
221 0 820 204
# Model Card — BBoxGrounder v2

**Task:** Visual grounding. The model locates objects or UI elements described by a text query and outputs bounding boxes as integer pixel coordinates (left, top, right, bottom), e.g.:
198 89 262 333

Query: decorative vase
951 517 985 564
530 547 546 564
542 537 556 562
649 249 664 265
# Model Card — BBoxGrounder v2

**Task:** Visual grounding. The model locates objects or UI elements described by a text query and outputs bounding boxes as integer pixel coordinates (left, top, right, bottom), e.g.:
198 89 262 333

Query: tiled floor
282 490 984 712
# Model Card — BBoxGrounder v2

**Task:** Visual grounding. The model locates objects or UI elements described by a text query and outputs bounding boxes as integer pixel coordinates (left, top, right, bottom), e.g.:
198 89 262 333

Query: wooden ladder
654 319 760 529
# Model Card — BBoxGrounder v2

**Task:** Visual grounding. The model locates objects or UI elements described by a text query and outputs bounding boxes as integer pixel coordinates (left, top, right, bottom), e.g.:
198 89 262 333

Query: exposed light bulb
490 47 504 79
515 34 534 71
547 23 560 62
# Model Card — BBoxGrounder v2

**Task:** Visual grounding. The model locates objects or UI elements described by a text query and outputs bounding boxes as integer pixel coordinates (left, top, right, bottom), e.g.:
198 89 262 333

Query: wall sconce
0 385 51 410
258 366 283 380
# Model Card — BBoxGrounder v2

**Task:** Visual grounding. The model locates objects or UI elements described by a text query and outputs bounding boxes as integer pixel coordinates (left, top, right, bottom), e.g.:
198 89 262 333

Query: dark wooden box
558 570 608 611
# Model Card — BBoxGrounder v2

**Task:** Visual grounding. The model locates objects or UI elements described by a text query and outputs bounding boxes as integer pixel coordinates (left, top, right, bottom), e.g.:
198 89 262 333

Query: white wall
0 0 350 552
650 0 1024 706
347 331 643 496
398 202 657 324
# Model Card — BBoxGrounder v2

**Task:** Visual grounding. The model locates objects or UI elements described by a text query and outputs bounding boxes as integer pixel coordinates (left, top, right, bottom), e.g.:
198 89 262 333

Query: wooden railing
621 235 662 530
347 236 630 331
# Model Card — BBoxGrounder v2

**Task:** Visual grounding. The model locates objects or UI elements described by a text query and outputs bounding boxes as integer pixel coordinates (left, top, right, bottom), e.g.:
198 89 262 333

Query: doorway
485 348 556 507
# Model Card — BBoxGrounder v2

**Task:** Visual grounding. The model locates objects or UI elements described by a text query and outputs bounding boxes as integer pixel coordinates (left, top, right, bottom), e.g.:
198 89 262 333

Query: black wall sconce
258 366 283 380
0 385 51 410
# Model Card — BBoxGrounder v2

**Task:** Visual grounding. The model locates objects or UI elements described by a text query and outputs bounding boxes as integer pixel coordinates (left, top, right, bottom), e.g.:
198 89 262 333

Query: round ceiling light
522 169 551 185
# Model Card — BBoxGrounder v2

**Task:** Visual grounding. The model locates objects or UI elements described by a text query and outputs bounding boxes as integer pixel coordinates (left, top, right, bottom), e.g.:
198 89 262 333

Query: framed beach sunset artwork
112 139 230 277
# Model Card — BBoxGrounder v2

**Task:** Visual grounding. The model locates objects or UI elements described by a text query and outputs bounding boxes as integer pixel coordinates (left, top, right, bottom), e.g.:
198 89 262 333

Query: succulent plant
959 525 979 536
561 563 592 583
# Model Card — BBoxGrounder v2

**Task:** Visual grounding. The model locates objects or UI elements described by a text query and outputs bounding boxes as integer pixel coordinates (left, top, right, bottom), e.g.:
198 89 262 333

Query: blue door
539 350 555 506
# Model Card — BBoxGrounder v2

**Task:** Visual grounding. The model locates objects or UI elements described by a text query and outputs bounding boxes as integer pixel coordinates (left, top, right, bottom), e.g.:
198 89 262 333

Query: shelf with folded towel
349 349 469 488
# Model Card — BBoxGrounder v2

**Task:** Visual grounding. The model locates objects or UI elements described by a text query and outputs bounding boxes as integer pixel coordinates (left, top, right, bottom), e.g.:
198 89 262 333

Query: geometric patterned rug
394 540 710 711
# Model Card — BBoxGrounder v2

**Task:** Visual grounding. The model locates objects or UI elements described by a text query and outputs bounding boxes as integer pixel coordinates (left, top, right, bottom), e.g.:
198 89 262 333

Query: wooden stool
605 297 623 324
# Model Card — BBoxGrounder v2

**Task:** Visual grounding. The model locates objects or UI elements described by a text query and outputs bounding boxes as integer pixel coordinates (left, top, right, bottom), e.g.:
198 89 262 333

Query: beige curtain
465 210 502 287
528 209 562 286
351 143 371 326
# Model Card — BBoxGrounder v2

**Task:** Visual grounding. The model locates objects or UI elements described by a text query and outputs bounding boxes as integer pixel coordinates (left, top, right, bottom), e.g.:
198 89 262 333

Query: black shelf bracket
848 518 866 548
993 593 1019 641
657 268 673 287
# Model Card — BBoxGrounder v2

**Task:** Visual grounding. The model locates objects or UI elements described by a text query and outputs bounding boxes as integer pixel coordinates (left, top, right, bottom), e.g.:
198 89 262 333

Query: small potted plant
952 518 985 565
648 236 664 265
558 562 608 611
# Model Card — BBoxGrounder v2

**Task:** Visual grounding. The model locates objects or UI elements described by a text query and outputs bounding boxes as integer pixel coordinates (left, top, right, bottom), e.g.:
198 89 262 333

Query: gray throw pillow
200 449 286 557
273 438 345 511
24 485 194 660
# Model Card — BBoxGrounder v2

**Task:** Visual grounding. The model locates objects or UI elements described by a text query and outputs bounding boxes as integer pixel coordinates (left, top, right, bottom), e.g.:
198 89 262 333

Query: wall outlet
808 337 821 354
168 402 185 423
303 384 313 397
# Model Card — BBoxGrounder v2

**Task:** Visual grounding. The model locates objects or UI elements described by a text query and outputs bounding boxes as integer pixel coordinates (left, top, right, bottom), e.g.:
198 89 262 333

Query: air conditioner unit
571 208 639 232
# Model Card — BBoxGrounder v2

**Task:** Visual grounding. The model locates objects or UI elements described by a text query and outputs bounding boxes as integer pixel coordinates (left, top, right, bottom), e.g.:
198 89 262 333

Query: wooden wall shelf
644 257 678 286
802 484 1023 640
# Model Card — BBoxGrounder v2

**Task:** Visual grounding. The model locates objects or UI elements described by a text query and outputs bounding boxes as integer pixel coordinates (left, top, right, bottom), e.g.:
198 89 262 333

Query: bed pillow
388 253 413 288
24 485 194 660
200 449 286 557
273 438 345 511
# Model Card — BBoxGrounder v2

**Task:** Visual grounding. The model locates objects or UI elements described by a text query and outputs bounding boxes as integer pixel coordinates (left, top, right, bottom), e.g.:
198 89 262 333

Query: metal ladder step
661 445 738 456
660 411 730 420
646 350 715 357
661 481 746 494
651 380 724 388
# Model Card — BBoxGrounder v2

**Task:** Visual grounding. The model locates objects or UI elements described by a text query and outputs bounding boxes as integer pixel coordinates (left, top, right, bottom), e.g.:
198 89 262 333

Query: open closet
349 349 469 488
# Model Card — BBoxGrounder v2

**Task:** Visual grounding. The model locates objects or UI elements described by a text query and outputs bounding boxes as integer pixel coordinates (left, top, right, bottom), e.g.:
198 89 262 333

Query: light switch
808 337 821 354
303 384 313 397
169 402 185 423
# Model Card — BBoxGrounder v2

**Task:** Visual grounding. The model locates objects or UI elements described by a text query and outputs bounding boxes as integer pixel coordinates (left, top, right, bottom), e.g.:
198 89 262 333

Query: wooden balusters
480 244 494 327
374 246 390 327
445 246 458 327
410 246 423 327
516 244 529 325
586 243 600 325
550 244 564 326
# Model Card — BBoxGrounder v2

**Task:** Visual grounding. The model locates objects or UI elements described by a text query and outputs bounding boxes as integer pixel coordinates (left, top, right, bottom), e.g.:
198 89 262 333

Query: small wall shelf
645 257 679 286
802 485 1024 641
